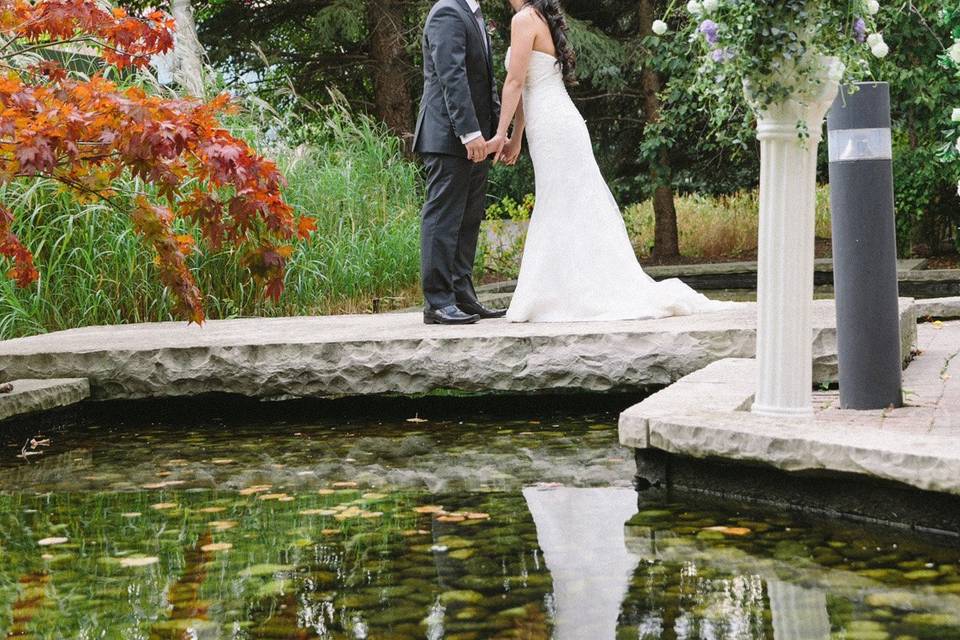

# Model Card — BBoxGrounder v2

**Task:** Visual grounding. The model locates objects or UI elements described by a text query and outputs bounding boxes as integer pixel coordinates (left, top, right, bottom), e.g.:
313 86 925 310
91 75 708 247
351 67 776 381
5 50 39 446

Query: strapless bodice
505 47 564 90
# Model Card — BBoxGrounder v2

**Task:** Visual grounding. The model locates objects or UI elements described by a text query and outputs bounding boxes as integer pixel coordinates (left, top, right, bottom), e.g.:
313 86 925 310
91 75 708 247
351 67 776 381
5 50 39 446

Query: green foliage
476 194 534 279
0 100 423 339
871 1 960 254
485 194 535 222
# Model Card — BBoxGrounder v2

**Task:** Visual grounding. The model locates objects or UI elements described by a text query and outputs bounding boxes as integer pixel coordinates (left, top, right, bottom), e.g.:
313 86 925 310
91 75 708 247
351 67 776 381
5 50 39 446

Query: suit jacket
413 0 501 157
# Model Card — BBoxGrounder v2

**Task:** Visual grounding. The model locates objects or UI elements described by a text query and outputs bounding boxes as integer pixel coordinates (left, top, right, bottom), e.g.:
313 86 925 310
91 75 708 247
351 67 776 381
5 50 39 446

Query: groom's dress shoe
457 298 507 319
424 305 480 325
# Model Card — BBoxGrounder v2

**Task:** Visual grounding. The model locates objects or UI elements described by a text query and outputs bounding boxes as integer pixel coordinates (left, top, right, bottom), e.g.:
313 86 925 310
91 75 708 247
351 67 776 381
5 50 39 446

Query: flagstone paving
619 320 960 496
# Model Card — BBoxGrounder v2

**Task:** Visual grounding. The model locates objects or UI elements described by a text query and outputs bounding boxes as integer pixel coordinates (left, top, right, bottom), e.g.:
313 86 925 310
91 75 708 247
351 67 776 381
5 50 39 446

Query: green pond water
1 397 960 640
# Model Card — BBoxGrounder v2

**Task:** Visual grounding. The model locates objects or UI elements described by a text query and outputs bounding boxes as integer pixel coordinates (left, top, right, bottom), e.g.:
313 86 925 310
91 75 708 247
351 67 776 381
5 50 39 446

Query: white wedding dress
505 48 734 322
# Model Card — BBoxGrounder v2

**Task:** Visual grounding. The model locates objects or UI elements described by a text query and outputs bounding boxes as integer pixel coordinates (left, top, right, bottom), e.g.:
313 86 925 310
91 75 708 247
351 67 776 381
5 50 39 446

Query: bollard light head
827 82 892 164
828 127 891 163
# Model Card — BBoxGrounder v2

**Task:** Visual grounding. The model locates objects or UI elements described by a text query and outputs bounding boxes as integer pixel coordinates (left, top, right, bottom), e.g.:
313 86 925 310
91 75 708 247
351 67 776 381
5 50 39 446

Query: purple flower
698 19 719 46
710 47 733 62
853 17 867 43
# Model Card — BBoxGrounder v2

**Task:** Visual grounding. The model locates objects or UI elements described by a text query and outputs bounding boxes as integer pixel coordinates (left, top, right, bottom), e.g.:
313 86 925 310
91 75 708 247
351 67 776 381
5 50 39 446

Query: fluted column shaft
752 60 841 418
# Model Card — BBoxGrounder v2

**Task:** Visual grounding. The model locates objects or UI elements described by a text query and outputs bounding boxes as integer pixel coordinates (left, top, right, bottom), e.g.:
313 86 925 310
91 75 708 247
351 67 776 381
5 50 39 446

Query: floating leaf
299 509 337 516
466 513 490 520
406 415 428 423
239 485 272 496
209 520 238 531
119 556 159 568
211 459 235 465
200 543 233 553
317 489 336 495
332 482 358 489
437 515 465 523
239 563 293 578
142 480 186 489
703 526 752 537
257 493 290 501
121 512 142 519
37 537 68 547
150 502 178 511
198 507 225 514
413 505 444 514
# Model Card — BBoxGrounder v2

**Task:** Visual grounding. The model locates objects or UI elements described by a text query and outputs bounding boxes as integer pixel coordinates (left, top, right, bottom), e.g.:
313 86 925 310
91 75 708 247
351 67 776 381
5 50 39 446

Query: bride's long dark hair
521 0 576 84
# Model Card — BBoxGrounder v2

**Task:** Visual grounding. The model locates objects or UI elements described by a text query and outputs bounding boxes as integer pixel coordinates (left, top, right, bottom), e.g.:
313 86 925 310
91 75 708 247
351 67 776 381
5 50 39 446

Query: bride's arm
513 97 526 140
499 98 524 165
488 10 537 156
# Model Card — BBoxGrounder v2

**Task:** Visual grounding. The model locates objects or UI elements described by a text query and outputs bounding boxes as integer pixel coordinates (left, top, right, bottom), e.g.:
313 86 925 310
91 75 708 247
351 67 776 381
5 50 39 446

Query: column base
750 402 815 419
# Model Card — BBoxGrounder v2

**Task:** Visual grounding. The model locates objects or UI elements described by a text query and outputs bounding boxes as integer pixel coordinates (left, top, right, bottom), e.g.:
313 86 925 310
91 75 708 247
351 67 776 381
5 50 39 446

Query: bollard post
827 82 904 410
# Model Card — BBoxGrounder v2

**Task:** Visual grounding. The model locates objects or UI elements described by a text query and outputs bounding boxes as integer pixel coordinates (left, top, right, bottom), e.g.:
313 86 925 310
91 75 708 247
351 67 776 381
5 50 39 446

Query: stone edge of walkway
618 353 960 496
914 296 960 320
0 379 90 423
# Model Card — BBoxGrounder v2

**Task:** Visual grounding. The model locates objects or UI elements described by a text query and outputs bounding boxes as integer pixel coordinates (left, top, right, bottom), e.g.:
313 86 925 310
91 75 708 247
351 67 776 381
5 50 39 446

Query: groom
413 0 506 325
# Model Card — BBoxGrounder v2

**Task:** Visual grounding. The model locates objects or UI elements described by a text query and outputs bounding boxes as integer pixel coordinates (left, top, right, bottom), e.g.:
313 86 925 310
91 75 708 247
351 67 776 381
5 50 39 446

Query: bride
487 0 733 322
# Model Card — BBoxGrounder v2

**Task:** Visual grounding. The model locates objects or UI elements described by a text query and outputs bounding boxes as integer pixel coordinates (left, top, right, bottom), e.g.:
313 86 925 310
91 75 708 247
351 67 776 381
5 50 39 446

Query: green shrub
0 102 423 339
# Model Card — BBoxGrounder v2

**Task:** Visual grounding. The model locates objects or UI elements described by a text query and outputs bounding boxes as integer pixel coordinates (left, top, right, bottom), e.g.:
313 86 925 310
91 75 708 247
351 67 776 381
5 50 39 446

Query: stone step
0 378 90 422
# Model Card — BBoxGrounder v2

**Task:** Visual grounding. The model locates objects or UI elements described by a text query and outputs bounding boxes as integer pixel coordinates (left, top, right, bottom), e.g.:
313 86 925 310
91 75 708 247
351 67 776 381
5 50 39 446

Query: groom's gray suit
413 0 500 311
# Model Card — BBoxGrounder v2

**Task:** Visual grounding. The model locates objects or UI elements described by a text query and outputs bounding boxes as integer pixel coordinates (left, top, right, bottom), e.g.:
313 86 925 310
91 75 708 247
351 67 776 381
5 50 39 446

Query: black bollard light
827 82 903 410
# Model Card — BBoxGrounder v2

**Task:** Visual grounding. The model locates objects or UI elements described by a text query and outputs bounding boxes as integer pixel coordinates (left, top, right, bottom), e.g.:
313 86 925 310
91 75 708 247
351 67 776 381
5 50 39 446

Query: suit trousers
419 152 489 309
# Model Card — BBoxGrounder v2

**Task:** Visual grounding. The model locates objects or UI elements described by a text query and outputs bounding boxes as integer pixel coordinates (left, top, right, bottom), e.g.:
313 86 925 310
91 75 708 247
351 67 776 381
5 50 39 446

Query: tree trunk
367 0 415 148
639 0 680 260
170 0 206 98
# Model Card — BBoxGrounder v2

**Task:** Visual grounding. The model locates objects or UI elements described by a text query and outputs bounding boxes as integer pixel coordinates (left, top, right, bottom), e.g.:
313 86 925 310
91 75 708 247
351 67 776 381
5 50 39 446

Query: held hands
465 133 520 164
485 133 508 162
497 137 522 165
465 137 488 163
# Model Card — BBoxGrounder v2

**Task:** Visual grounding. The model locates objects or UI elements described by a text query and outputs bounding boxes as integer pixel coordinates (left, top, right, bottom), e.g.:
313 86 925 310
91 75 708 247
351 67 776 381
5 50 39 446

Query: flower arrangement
657 0 884 125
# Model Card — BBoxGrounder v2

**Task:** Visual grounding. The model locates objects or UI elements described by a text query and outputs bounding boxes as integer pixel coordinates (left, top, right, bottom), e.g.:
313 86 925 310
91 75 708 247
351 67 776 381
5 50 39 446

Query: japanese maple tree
0 0 313 323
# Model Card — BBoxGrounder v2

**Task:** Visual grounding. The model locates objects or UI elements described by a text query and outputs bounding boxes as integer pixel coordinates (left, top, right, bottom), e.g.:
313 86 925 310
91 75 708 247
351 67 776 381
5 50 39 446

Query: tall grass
624 186 832 259
0 103 423 339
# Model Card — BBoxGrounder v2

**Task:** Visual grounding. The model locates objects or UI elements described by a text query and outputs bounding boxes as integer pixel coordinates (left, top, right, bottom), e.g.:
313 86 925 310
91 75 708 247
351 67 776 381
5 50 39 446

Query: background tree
0 0 311 323
170 0 207 97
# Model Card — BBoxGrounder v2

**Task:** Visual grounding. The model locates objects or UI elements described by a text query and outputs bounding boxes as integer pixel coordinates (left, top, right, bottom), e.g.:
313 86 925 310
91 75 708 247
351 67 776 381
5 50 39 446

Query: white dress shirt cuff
460 131 483 144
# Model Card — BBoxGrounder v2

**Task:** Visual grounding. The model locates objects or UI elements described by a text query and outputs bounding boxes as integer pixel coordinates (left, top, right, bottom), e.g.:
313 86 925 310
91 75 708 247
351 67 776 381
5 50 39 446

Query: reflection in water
1 405 960 638
522 486 639 639
767 581 829 640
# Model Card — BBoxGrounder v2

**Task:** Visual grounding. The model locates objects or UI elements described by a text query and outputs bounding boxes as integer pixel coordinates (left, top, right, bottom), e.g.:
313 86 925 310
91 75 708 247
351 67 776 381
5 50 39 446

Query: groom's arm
426 7 482 142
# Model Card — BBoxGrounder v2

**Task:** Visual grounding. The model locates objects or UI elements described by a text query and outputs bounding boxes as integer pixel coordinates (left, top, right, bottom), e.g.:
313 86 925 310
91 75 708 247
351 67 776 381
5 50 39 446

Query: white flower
866 0 880 15
871 42 889 58
702 0 719 12
955 137 960 154
957 180 960 198
866 32 884 47
949 41 960 65
952 108 960 122
686 1 702 15
652 20 668 36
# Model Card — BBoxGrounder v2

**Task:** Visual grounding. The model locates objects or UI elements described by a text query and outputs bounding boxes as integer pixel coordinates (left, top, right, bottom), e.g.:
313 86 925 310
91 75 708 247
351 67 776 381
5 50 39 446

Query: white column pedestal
752 59 842 418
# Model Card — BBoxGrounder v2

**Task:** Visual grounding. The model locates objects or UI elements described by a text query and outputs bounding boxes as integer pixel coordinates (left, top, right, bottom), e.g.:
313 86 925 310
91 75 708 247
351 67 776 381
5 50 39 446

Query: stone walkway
0 299 915 401
619 321 960 496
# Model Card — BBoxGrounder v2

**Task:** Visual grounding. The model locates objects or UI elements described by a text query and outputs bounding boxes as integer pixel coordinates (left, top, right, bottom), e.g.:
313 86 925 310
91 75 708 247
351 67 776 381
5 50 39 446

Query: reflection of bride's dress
505 48 734 323
522 486 639 639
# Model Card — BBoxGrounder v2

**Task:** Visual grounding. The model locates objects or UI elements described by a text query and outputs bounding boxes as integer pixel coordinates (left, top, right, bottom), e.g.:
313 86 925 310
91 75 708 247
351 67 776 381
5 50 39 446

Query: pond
1 395 959 640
